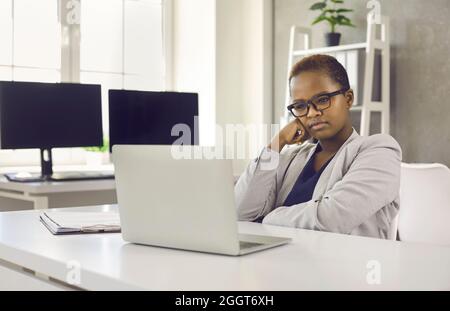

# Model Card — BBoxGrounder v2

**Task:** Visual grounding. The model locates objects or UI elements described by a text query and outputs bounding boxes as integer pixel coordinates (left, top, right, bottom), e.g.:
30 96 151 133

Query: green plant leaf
83 137 109 153
341 20 356 27
327 16 338 24
312 15 327 25
325 16 337 28
336 8 354 13
310 0 356 30
337 15 350 22
310 2 327 10
338 18 356 27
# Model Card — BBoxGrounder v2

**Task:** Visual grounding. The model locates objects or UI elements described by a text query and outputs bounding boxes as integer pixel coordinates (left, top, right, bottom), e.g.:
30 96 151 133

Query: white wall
172 0 216 146
216 0 273 127
216 0 273 173
215 0 244 127
173 0 273 173
241 0 273 128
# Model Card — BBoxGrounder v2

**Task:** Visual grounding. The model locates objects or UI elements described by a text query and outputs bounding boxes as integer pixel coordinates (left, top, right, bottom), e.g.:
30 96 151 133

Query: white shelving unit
284 14 390 136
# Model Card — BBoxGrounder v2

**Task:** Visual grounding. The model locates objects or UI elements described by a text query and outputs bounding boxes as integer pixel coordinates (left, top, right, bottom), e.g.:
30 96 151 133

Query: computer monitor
0 81 104 182
108 90 199 151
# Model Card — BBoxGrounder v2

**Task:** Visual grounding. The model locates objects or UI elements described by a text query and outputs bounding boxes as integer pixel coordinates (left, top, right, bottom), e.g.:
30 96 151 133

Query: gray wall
274 0 450 166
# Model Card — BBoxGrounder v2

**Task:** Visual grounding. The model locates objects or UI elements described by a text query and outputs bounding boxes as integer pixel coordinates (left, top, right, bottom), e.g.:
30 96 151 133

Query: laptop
112 145 291 256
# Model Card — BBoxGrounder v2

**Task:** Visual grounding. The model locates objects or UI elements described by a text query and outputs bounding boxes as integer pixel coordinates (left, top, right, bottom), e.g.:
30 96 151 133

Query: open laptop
112 145 291 256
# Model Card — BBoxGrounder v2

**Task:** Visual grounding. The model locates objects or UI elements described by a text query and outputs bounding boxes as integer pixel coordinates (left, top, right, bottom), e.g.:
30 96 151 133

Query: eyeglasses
287 88 349 118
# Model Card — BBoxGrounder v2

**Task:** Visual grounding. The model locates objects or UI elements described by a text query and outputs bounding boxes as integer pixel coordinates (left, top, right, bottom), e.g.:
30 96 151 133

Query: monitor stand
4 148 114 183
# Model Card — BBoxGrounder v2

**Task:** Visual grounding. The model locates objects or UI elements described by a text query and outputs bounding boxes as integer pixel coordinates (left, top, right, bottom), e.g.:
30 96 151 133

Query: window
0 0 61 167
0 0 167 168
80 0 164 135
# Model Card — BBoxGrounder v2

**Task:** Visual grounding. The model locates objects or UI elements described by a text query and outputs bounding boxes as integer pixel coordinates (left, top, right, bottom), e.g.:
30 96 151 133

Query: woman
235 54 402 239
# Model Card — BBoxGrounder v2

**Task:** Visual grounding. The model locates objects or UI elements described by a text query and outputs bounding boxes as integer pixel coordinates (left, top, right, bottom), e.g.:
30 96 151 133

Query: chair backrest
399 163 450 246
389 214 399 241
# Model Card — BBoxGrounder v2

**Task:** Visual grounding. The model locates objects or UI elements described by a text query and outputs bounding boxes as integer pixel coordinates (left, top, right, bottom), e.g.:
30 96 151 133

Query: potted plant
83 138 110 166
310 0 355 46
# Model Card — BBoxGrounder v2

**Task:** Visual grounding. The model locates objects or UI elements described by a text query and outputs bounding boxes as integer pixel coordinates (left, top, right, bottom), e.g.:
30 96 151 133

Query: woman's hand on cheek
288 119 311 145
268 119 311 153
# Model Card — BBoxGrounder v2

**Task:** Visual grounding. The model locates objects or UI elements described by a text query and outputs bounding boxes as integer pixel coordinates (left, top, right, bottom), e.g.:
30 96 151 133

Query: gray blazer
235 129 402 239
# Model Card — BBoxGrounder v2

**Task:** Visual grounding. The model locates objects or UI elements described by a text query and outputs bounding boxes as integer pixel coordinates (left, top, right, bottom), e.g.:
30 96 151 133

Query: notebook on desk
40 211 121 235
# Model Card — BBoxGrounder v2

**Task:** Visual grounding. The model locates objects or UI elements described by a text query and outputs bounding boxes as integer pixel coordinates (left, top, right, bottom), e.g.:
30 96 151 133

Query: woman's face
290 71 353 141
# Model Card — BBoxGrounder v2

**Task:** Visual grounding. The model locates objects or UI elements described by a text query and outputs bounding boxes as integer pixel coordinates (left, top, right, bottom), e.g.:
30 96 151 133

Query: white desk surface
1 205 450 290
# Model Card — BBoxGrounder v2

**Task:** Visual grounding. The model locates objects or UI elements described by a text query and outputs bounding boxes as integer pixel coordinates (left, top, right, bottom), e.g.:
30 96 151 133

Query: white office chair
398 163 450 246
389 214 399 241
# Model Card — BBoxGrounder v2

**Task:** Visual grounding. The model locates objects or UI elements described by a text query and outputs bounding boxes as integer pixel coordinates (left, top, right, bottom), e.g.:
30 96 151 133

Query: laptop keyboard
239 241 264 250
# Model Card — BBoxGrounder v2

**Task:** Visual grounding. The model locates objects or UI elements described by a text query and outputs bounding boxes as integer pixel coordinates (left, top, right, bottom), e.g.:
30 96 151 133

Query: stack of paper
40 211 121 235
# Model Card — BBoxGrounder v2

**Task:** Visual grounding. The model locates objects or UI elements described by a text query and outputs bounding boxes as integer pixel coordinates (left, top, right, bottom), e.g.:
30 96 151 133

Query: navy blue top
282 143 334 207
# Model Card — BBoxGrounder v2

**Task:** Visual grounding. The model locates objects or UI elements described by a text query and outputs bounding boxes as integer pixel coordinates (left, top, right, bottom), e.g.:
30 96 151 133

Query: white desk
1 205 450 290
0 177 116 211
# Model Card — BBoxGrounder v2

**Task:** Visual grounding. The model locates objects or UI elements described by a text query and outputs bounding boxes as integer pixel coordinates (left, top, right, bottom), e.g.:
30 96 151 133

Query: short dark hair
289 54 350 90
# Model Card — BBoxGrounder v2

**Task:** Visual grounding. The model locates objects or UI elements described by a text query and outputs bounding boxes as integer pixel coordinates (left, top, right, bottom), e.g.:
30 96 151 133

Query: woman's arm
262 134 402 234
235 119 310 221
234 148 279 221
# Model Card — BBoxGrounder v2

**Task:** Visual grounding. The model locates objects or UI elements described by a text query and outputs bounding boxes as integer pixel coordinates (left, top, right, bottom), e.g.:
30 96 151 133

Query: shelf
292 42 367 57
350 105 385 112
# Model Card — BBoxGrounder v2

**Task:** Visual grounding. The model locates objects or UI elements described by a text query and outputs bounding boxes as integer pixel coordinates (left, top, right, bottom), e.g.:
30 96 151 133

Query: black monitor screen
0 81 103 150
109 90 199 151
